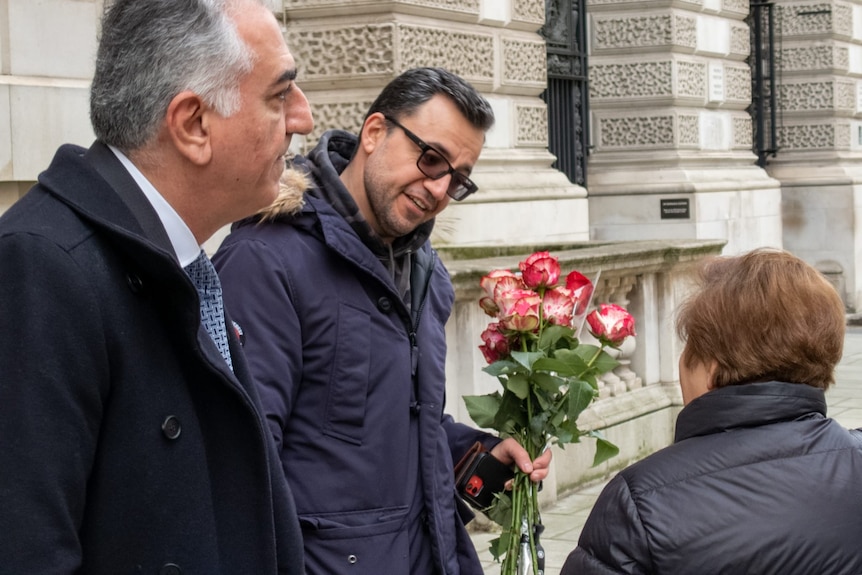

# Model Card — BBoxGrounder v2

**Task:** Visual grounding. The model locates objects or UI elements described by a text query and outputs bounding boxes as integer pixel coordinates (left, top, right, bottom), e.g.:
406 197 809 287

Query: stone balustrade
440 238 725 499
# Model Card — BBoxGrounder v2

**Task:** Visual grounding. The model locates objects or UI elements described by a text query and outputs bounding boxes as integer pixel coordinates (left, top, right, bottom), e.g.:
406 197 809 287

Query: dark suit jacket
0 142 304 574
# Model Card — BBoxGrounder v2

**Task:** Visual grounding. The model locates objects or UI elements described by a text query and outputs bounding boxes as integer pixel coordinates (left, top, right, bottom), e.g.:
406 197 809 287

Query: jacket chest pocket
322 303 371 444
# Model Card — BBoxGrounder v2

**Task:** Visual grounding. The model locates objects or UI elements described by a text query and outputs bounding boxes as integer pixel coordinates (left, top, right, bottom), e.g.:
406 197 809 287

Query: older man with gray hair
0 0 313 573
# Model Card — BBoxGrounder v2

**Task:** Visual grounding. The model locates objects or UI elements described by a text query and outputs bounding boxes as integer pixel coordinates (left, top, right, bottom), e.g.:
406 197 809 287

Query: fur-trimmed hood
256 167 309 221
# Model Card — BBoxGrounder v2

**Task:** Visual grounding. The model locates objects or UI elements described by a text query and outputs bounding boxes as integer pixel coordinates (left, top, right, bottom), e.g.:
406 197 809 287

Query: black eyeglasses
383 115 478 201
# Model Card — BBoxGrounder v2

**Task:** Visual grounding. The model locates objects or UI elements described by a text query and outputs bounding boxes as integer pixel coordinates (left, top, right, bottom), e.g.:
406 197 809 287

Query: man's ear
360 112 388 154
165 90 213 166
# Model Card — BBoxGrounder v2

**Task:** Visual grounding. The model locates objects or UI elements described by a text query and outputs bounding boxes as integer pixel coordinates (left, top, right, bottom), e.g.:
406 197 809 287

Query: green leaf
463 393 502 429
493 390 528 433
489 532 511 563
483 359 526 377
552 348 590 373
510 350 545 370
568 378 597 420
529 411 549 440
538 324 575 350
555 418 583 447
571 344 601 362
570 345 620 375
590 431 620 467
532 372 566 394
487 490 512 528
531 356 579 376
592 351 620 374
505 373 529 399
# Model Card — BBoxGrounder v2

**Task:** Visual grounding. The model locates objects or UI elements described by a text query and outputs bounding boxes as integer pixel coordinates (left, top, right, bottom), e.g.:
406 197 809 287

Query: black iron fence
540 0 590 186
747 0 780 167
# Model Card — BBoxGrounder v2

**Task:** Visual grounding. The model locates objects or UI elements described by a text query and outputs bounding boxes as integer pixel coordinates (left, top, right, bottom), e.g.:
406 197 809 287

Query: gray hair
90 0 262 152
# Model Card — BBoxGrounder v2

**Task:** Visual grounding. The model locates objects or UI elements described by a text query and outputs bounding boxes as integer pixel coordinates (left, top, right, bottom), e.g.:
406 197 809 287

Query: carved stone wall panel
676 61 705 98
779 123 835 149
598 115 676 148
730 23 750 56
721 0 749 16
593 15 673 51
513 0 545 26
780 44 847 72
287 24 396 80
516 104 549 147
590 61 673 99
284 0 480 14
836 123 851 148
674 14 698 49
835 45 850 70
502 39 547 86
592 13 697 51
780 81 831 111
733 116 752 148
678 114 700 146
305 100 371 147
838 80 856 111
399 25 495 80
778 3 851 37
587 0 702 7
725 65 752 102
835 5 853 37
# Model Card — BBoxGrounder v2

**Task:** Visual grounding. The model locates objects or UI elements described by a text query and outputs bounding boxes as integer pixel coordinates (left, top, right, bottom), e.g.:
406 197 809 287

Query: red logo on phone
465 475 484 496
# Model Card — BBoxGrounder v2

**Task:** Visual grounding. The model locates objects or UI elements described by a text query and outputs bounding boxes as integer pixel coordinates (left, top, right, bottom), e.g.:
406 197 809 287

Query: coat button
126 272 143 294
160 564 182 575
161 416 181 440
377 297 392 312
347 554 358 565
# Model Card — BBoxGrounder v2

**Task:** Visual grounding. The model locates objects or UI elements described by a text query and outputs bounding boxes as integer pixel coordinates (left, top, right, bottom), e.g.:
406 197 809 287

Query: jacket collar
39 142 178 264
675 381 827 442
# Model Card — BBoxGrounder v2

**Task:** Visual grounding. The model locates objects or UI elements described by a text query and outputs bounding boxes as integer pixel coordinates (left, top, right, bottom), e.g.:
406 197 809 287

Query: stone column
0 0 99 206
282 0 591 248
768 0 862 311
585 0 783 255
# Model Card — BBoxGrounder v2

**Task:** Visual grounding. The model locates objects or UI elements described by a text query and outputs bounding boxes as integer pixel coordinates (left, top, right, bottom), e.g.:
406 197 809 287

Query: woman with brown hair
561 248 862 574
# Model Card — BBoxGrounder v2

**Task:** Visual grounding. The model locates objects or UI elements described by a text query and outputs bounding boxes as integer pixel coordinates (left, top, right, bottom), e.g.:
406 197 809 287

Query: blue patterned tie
184 250 233 371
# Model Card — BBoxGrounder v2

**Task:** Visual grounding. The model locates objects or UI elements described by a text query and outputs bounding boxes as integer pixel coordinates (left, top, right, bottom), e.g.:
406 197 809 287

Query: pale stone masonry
768 0 862 316
584 0 783 258
282 0 592 248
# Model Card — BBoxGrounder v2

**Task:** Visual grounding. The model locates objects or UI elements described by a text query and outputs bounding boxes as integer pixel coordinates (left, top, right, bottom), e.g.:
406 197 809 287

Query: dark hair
90 0 258 152
364 67 495 131
676 248 845 390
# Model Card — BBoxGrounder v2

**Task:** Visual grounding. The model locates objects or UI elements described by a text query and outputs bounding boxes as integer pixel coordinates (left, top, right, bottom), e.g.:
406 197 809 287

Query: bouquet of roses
464 251 636 575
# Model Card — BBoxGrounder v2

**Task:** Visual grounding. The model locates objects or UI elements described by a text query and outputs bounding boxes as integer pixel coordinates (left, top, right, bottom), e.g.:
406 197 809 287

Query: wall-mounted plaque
660 198 690 219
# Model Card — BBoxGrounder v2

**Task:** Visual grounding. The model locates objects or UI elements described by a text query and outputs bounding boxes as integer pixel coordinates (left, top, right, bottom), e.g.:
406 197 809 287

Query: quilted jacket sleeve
561 473 653 575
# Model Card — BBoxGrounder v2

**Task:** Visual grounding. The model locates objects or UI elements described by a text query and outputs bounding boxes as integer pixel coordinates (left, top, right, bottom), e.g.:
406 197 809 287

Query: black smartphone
455 450 514 510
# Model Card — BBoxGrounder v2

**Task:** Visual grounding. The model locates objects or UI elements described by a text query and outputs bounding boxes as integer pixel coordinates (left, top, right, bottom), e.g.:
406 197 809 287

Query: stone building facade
6 0 860 310
4 0 860 509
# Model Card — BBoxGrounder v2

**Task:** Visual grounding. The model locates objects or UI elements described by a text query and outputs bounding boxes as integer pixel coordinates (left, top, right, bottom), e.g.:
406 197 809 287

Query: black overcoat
0 143 304 574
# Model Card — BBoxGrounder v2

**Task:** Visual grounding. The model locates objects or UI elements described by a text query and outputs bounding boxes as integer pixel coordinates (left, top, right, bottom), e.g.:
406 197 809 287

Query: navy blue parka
214 130 491 575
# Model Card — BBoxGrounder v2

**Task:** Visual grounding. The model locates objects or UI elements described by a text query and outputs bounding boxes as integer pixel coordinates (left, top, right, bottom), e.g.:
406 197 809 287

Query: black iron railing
540 0 590 186
747 0 780 167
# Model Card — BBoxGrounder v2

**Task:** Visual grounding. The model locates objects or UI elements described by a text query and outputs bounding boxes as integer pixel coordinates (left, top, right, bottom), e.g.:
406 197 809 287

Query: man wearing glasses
213 67 551 574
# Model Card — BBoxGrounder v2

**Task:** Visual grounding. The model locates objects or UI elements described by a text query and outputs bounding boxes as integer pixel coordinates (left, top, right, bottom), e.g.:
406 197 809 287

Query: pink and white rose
519 251 561 290
586 303 636 346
